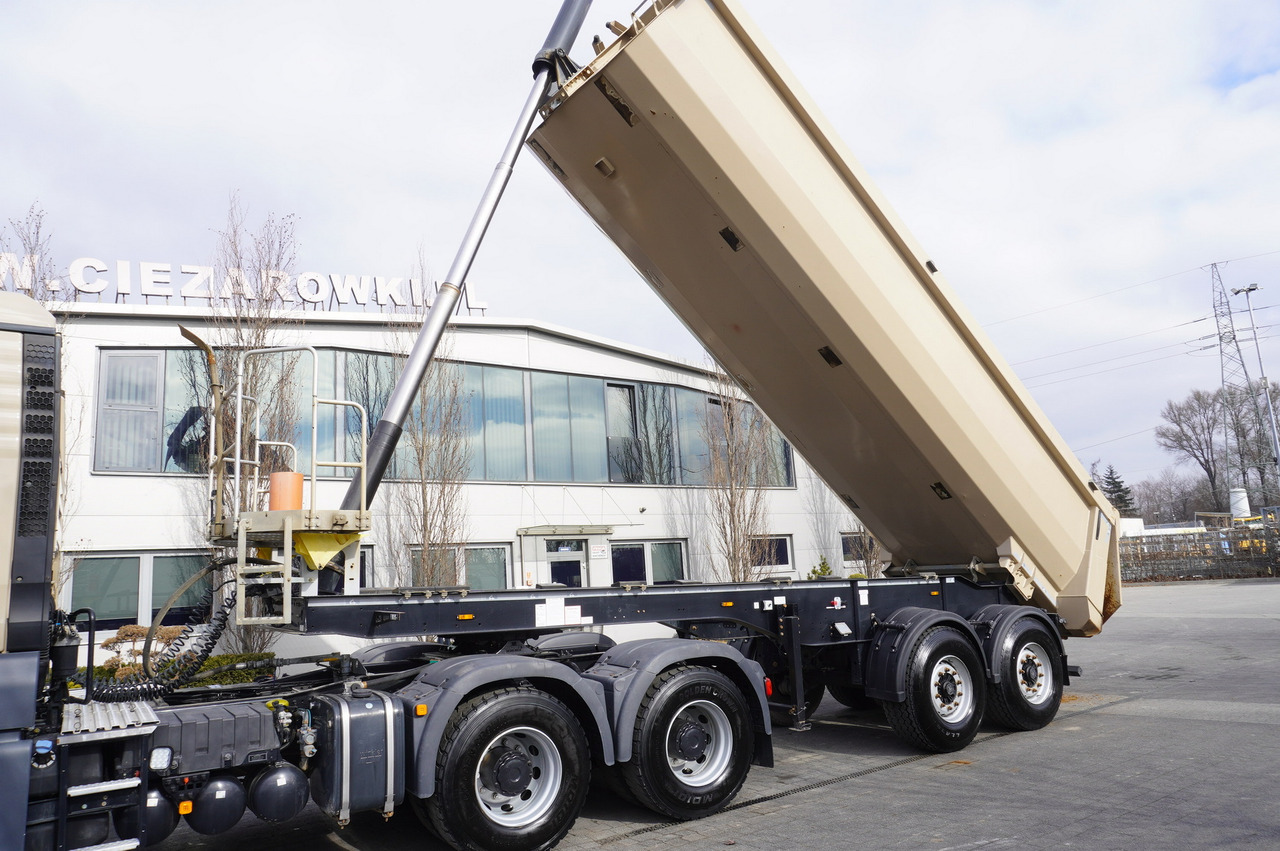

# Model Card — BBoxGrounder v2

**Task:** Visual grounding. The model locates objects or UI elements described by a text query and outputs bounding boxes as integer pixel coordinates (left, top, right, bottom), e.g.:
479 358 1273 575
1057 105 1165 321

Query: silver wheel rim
1016 642 1053 706
929 654 975 724
665 699 733 788
473 726 562 828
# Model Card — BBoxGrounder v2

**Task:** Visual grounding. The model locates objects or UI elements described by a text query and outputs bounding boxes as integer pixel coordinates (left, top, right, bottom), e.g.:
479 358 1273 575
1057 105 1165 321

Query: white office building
48 301 867 632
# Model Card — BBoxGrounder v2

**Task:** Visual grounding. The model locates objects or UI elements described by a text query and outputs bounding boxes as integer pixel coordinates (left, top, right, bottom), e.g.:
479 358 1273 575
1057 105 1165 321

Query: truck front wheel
987 619 1063 731
620 665 753 820
881 626 986 753
425 687 589 851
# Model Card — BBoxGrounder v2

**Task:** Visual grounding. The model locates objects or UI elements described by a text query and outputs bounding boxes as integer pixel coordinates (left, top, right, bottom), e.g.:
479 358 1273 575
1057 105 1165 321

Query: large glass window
97 351 210 473
93 345 792 490
609 540 685 584
752 536 793 574
531 372 607 483
71 556 140 623
606 383 674 484
152 554 211 622
464 545 509 590
462 365 526 481
71 552 212 628
674 388 711 485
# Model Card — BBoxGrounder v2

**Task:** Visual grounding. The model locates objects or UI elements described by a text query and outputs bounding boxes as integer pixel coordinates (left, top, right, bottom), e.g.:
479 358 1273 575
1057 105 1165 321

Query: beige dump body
529 0 1120 635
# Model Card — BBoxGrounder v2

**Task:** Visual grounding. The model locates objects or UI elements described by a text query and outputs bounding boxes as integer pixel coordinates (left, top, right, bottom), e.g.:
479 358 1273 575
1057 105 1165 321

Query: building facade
50 303 868 631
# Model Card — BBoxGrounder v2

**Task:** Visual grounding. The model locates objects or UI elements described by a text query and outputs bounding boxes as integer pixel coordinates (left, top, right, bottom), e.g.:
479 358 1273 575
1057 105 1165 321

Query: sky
3 0 1280 492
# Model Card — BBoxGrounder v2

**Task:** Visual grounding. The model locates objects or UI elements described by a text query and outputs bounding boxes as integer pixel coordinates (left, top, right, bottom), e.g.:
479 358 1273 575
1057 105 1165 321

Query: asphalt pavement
154 578 1280 850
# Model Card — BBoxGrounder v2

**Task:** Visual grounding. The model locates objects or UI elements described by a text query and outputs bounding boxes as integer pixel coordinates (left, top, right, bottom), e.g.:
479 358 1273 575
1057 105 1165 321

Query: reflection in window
532 372 607 483
71 556 139 623
465 546 508 590
163 350 212 473
71 552 212 628
606 383 674 484
606 384 638 483
752 536 792 572
675 388 711 485
651 542 684 583
472 366 525 481
98 351 211 473
342 350 399 477
93 346 792 489
152 554 212 624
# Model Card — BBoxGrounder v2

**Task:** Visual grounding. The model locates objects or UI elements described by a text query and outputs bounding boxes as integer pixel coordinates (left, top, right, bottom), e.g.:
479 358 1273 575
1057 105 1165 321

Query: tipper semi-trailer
1 1 1121 850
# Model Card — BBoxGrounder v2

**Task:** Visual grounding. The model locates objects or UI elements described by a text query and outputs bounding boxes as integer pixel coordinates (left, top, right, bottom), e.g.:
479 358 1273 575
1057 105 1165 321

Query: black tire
619 666 753 820
986 619 1064 731
827 683 878 712
424 687 590 851
880 626 986 753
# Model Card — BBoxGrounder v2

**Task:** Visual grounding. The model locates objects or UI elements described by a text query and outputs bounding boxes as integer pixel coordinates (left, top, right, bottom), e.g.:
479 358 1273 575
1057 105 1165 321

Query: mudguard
863 607 984 702
581 638 773 767
970 604 1070 686
394 654 613 799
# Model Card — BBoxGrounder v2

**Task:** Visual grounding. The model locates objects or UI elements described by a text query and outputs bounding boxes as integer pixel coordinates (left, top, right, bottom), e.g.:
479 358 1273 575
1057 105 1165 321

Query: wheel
620 666 753 820
424 687 589 851
827 683 878 712
880 626 986 753
987 619 1064 731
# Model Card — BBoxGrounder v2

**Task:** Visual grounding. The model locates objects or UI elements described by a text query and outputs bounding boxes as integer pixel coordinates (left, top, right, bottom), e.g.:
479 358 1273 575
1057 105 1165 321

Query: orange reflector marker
178 801 193 815
931 590 940 596
764 677 773 697
415 704 428 717
721 601 734 607
457 614 475 620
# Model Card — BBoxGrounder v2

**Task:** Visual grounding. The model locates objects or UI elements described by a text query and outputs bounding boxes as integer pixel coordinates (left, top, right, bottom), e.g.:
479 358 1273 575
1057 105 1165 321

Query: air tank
185 774 247 835
249 762 310 823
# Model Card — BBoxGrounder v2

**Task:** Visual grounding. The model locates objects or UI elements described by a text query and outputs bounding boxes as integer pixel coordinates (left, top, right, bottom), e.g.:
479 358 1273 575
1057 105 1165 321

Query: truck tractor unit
1 2 1120 849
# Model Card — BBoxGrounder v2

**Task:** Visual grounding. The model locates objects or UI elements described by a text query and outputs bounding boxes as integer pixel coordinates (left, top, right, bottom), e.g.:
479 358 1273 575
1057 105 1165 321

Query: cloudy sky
3 0 1280 492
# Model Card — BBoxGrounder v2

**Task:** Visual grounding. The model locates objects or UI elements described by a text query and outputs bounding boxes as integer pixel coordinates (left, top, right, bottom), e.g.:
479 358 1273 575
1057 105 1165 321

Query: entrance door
546 538 587 587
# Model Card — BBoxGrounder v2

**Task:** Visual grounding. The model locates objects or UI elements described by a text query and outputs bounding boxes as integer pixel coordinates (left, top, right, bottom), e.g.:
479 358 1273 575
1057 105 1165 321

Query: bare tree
203 196 301 655
381 331 472 588
1132 468 1216 525
1223 380 1280 508
209 195 302 503
610 382 675 485
2 202 68 305
701 368 774 581
406 355 471 586
802 473 844 574
843 525 885 578
1155 388 1226 512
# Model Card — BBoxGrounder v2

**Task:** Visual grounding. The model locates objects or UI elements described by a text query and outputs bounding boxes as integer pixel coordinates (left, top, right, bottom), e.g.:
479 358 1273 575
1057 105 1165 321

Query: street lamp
1231 283 1280 503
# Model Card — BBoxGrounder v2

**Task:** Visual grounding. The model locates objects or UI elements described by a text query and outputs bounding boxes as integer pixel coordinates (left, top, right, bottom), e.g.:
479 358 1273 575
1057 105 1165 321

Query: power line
1010 315 1210 366
1071 426 1158 453
1023 331 1280 388
1024 345 1217 389
1019 334 1216 381
984 249 1280 327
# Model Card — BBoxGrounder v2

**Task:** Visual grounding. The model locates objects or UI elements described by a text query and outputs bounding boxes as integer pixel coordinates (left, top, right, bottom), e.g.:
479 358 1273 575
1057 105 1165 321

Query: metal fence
1120 527 1279 582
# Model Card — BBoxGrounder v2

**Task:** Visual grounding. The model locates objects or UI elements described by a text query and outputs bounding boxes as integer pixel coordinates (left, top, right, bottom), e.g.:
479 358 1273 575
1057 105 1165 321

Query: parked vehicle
1 2 1119 849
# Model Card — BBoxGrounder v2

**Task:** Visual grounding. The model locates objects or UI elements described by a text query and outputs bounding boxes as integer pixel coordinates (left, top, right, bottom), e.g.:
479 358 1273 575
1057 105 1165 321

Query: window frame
751 535 794 575
94 349 165 473
608 539 687 585
405 541 512 590
69 550 212 630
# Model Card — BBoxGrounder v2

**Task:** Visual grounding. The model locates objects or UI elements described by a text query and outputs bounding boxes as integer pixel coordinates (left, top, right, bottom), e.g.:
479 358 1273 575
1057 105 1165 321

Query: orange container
268 472 304 511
